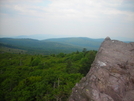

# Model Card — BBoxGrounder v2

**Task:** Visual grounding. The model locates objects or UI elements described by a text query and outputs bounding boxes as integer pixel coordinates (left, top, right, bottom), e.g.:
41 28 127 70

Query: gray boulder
69 37 134 101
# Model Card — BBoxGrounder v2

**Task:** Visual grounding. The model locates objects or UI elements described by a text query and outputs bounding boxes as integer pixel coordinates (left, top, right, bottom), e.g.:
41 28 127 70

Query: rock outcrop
69 37 134 101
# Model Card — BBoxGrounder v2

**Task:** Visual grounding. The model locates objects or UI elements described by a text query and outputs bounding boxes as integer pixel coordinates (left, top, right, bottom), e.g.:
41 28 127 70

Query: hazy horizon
0 34 134 42
0 0 134 41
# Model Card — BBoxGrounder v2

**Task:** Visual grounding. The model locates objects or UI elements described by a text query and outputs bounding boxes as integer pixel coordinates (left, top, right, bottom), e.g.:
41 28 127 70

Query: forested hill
44 37 104 49
0 37 103 55
0 38 82 54
0 50 97 101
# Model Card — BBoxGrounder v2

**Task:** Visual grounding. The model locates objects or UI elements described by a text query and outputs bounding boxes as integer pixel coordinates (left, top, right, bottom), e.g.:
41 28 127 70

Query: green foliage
57 53 66 57
0 50 97 101
79 50 97 76
30 57 40 66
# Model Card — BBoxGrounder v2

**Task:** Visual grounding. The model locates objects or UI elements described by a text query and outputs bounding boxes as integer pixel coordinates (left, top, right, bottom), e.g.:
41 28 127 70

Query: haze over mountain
12 34 72 40
1 34 133 42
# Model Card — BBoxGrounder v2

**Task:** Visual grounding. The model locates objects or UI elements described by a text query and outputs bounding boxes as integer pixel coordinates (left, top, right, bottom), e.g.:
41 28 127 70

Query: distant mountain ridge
1 34 133 41
44 37 104 50
0 38 83 54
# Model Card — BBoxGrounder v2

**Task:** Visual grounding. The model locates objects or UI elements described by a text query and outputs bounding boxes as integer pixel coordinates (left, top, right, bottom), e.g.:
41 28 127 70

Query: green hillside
0 37 103 55
0 38 83 55
44 37 104 50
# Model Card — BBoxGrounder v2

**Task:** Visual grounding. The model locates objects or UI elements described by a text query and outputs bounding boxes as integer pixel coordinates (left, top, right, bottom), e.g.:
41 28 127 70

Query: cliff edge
69 37 134 101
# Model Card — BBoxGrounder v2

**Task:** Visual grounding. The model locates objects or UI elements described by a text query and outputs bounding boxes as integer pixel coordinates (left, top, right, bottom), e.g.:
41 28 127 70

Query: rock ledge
69 37 134 101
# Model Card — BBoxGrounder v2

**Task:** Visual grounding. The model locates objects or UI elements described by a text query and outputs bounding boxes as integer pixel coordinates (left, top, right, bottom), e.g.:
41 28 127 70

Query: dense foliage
0 50 97 101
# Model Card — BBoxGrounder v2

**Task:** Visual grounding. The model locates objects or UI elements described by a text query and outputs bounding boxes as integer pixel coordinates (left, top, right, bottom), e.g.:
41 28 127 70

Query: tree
0 51 87 101
66 60 72 73
82 48 87 53
30 57 40 66
79 50 97 75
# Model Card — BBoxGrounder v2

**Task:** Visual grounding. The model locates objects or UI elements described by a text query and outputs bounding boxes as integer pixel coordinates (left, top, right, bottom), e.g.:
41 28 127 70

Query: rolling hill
0 37 104 55
44 37 104 50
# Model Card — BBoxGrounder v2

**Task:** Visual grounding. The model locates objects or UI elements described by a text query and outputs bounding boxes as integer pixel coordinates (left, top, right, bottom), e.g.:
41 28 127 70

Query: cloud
0 0 134 40
1 0 134 22
44 0 134 22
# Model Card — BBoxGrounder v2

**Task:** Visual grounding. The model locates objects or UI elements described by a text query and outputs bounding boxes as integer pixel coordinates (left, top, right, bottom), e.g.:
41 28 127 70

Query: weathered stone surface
69 37 134 101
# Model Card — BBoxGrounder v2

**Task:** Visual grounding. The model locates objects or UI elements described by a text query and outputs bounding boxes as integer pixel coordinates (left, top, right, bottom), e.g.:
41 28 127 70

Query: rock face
69 37 134 101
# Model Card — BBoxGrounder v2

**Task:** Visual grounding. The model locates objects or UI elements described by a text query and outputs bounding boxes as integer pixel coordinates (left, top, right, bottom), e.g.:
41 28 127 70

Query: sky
0 0 134 41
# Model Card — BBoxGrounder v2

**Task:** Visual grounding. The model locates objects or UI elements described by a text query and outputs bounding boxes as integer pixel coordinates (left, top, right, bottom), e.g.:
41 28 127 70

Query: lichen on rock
68 37 134 101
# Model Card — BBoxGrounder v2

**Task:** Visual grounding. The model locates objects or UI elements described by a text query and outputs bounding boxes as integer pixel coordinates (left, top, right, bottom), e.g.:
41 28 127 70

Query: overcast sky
0 0 134 41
